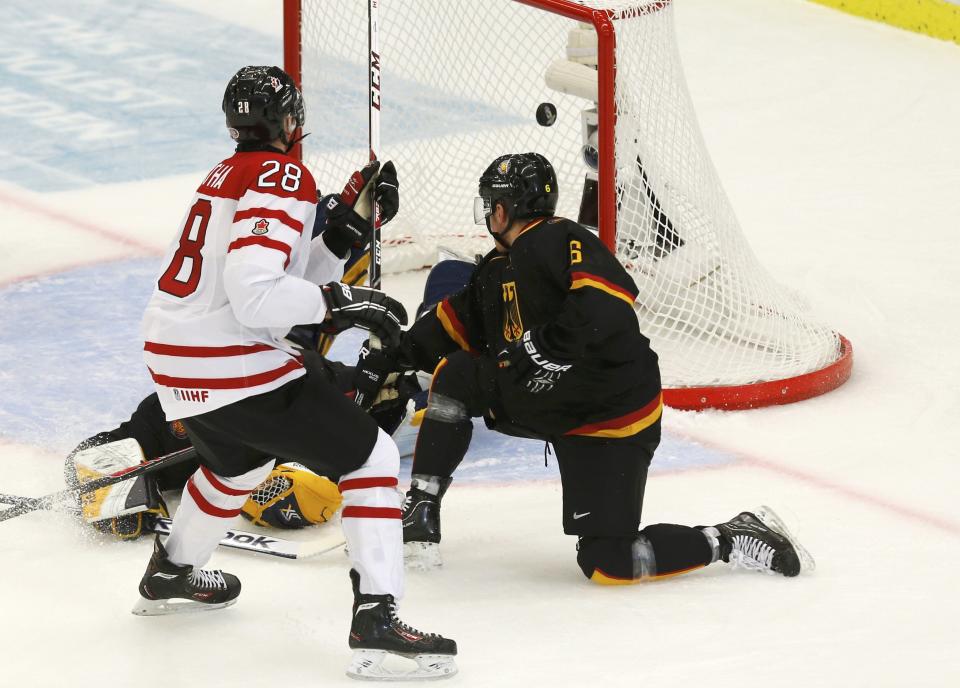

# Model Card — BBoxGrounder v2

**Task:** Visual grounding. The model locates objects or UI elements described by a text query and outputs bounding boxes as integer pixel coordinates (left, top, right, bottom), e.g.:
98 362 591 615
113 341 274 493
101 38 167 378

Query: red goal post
283 0 852 410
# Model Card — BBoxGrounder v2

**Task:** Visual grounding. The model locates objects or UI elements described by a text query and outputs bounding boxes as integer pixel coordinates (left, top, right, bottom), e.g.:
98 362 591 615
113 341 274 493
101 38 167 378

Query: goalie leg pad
241 464 342 529
69 437 168 540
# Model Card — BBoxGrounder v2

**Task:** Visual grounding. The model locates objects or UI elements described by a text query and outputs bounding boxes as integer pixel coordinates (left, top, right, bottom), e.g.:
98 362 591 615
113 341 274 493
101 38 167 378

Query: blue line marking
0 258 734 478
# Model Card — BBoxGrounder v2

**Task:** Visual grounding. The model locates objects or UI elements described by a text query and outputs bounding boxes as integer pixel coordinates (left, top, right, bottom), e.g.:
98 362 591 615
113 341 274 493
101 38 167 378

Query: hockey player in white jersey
134 65 456 680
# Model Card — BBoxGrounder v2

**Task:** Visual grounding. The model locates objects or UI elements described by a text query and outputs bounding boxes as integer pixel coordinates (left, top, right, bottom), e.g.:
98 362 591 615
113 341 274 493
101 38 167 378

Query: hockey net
285 0 852 409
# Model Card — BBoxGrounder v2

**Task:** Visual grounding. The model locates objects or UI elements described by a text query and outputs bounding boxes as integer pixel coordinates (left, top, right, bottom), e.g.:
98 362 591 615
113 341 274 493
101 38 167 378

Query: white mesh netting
296 0 843 391
250 475 291 506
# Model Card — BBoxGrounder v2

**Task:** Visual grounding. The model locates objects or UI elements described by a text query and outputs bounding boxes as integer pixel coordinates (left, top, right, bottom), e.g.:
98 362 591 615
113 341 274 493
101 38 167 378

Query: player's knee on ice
427 350 496 420
578 524 714 584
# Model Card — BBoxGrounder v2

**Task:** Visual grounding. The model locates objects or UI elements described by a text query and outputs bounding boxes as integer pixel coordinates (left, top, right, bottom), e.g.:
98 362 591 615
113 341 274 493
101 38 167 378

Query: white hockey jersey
142 149 344 420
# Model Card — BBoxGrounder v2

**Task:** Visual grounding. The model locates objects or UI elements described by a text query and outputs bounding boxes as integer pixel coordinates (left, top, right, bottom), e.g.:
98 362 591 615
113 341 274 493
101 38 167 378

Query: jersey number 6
158 198 212 298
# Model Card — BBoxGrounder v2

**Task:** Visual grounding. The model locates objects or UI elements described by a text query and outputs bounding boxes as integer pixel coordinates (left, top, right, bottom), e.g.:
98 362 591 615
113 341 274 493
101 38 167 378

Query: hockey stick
0 447 197 523
352 333 383 409
367 0 383 290
0 494 345 560
316 248 371 355
148 517 345 560
635 154 682 257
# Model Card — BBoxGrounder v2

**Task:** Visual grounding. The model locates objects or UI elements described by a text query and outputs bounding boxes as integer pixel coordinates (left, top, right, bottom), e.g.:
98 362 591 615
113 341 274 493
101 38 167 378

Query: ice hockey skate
401 475 450 571
346 569 457 681
713 505 815 577
131 537 241 616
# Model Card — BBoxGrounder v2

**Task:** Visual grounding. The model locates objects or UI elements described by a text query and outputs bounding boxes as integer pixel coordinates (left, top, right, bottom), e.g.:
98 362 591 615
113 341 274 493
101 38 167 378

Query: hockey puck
536 102 557 127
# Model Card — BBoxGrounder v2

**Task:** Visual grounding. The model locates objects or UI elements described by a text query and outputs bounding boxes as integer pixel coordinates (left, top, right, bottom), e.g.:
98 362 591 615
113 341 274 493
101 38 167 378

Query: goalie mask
223 65 305 149
474 152 559 238
241 464 342 529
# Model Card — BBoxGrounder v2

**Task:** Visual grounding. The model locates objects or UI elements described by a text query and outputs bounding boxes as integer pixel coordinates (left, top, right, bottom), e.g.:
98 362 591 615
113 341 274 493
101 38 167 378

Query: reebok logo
572 511 591 520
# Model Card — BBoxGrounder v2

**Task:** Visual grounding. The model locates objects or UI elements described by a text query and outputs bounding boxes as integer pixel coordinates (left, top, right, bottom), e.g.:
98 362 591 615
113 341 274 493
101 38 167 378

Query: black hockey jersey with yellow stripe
404 216 662 437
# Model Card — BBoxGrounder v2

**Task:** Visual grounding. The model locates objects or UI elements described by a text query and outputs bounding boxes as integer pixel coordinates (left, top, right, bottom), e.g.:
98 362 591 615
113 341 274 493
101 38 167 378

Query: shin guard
165 460 275 568
338 428 404 599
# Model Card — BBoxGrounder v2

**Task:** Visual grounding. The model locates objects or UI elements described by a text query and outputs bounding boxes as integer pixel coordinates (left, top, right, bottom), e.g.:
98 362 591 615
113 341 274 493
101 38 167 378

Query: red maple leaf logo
252 219 270 235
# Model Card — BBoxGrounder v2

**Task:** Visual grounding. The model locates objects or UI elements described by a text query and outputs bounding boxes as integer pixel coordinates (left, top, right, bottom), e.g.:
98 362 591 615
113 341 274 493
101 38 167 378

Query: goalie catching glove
320 282 407 347
320 160 399 257
498 329 573 394
241 464 342 529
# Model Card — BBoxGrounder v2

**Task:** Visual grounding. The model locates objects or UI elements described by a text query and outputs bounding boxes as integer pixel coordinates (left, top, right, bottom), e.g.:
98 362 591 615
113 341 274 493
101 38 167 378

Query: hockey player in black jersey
355 152 814 584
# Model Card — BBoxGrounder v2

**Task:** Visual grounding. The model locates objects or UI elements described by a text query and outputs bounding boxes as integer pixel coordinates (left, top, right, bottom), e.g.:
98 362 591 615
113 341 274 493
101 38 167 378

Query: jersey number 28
158 199 211 298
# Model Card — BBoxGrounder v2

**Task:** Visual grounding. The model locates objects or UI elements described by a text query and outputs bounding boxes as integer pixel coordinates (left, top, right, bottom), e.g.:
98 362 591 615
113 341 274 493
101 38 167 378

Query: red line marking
741 454 960 537
0 186 159 255
669 431 960 538
0 256 130 290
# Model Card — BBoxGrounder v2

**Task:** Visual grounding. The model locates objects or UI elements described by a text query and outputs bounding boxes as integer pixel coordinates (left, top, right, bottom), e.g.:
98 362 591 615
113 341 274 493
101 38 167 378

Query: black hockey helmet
474 152 559 227
222 66 305 148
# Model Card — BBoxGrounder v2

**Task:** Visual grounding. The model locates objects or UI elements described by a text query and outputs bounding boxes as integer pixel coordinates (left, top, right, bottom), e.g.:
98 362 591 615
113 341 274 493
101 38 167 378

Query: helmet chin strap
486 220 510 250
284 130 310 153
486 199 516 250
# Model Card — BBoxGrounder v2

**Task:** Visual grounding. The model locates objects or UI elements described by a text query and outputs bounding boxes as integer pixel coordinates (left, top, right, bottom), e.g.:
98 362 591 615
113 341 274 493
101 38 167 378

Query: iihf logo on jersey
173 389 209 403
252 219 270 235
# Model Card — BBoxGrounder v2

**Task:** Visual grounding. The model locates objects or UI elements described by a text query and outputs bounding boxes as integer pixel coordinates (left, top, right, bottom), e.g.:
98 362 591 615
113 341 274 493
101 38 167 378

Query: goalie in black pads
355 152 814 584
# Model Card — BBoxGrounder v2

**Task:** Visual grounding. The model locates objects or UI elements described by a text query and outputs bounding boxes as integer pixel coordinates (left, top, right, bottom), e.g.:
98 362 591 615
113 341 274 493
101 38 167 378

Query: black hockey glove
320 282 408 347
367 372 422 431
375 160 399 226
320 160 399 258
353 339 413 409
498 329 573 394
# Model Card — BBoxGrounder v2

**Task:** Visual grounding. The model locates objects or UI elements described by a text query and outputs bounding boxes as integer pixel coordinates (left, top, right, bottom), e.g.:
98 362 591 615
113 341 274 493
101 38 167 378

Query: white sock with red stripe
339 428 404 599
165 460 276 568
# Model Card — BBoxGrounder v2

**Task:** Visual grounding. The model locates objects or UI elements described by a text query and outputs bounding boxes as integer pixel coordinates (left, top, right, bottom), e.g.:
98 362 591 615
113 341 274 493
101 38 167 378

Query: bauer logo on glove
498 330 572 394
241 464 342 529
320 281 408 347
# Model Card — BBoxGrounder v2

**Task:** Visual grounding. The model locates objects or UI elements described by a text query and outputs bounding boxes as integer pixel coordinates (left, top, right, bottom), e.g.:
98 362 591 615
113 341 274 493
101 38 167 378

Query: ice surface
1 0 959 686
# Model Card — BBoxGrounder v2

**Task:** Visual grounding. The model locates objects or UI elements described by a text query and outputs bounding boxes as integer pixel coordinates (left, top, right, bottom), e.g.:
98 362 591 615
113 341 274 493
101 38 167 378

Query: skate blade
754 505 816 573
131 595 238 616
403 542 442 571
346 649 457 681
